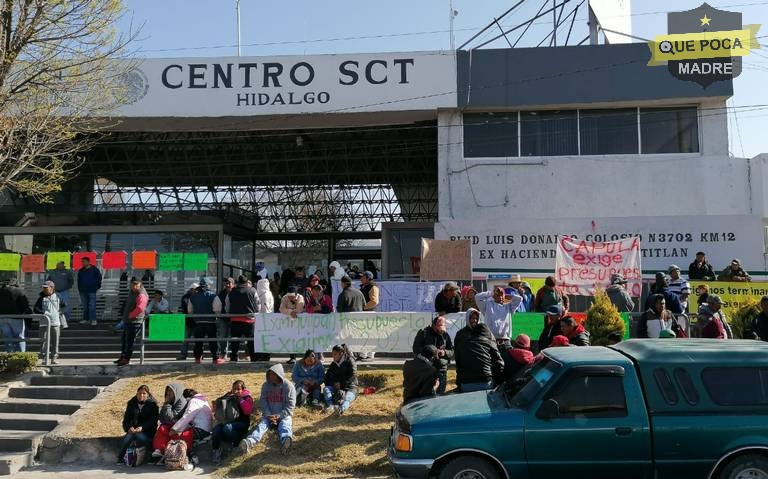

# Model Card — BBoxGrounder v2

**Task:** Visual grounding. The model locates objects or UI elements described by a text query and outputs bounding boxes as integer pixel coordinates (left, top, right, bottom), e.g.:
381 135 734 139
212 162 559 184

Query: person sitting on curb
117 385 159 465
169 389 213 466
292 349 325 407
322 344 358 415
240 364 296 455
151 383 189 461
211 380 254 465
402 344 440 405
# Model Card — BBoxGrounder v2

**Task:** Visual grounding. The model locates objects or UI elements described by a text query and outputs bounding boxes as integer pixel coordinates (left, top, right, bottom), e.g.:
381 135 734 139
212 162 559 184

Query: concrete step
0 430 44 453
30 376 116 387
0 398 82 415
0 452 32 476
0 413 68 432
56 351 187 359
9 386 101 401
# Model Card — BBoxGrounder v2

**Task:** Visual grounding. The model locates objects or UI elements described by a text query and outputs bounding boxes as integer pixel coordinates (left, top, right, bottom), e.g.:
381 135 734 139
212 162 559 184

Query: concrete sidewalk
14 464 389 478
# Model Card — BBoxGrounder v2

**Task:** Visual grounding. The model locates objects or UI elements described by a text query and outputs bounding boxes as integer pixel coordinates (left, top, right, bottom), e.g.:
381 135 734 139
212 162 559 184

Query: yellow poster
0 253 20 271
687 280 768 312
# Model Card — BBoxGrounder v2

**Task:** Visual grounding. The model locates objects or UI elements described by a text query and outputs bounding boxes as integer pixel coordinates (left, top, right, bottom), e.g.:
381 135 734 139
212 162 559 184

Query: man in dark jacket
225 275 260 362
176 282 198 360
77 257 102 326
749 295 768 341
434 281 461 314
538 305 563 353
336 276 364 313
0 277 31 353
453 311 503 392
189 279 219 364
643 273 684 314
403 345 440 404
688 251 716 280
412 315 454 395
559 316 591 346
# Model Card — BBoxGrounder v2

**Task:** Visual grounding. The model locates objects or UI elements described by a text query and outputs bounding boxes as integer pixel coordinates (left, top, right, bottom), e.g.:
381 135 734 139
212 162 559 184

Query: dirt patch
69 364 456 477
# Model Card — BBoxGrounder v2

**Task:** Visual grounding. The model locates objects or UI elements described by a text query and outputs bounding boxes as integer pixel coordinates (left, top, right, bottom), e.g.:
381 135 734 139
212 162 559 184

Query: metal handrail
0 314 52 365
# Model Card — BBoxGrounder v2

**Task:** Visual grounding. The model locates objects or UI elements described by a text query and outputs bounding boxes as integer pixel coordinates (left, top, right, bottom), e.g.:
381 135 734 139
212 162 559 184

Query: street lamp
236 0 242 56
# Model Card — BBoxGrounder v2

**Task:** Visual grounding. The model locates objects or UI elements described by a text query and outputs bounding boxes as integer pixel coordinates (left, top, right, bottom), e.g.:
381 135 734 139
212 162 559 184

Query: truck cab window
547 374 628 418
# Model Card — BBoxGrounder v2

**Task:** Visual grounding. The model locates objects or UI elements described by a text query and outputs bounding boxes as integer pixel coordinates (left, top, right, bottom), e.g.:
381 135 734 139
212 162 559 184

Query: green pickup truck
389 339 768 479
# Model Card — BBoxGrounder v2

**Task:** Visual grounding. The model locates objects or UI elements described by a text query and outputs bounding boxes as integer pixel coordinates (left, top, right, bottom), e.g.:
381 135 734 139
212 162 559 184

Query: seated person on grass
402 345 440 405
292 349 325 407
169 388 213 464
322 344 358 415
239 364 296 455
117 385 159 465
151 383 189 460
211 380 254 465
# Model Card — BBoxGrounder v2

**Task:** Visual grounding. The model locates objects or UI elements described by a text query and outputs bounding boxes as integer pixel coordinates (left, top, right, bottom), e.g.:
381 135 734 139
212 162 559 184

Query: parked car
388 339 768 479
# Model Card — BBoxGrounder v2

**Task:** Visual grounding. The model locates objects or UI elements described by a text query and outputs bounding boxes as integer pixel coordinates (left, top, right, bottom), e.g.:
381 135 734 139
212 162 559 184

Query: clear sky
119 0 768 157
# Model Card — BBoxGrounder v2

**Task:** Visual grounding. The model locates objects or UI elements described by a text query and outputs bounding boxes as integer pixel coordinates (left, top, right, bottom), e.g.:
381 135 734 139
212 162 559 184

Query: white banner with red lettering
555 236 642 296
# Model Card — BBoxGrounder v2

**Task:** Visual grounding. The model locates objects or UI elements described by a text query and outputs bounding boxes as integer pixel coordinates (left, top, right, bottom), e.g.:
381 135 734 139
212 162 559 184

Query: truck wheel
439 456 500 479
720 454 768 479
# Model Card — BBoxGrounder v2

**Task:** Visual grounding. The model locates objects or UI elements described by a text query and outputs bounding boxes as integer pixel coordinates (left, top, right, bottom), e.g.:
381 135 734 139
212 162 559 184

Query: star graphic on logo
700 14 711 26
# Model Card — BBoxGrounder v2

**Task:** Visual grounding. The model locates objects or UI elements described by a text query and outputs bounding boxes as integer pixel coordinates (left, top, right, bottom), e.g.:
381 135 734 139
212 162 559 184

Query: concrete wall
437 98 752 222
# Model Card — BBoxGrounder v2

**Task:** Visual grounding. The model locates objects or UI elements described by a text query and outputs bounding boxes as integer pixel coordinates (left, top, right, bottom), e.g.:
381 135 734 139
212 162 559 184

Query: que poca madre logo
647 2 761 88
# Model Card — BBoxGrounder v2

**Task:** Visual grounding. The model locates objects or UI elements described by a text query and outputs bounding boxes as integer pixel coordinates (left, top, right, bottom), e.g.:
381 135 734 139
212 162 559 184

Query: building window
521 110 578 157
640 107 699 154
580 109 639 155
463 112 518 158
702 367 768 406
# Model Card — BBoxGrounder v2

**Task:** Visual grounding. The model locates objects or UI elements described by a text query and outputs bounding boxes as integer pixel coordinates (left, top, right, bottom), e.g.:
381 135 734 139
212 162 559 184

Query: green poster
0 253 20 271
158 252 184 271
511 312 545 339
620 313 631 340
148 314 187 341
46 252 71 270
183 253 208 271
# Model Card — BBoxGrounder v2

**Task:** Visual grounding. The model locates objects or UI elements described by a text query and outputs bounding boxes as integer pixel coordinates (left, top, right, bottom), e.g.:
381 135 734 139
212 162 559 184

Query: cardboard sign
158 252 184 271
73 252 97 270
556 236 642 296
132 251 157 270
148 314 186 341
183 253 208 271
21 254 45 273
687 280 768 312
0 253 21 271
420 238 472 281
101 251 127 270
46 252 71 270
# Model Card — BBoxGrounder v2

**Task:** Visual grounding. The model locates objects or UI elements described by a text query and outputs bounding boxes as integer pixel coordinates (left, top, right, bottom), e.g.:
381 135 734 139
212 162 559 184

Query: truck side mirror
537 398 561 420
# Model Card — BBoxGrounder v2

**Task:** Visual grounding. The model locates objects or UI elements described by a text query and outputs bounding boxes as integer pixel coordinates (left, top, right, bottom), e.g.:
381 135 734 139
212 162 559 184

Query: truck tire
439 456 500 479
719 453 768 479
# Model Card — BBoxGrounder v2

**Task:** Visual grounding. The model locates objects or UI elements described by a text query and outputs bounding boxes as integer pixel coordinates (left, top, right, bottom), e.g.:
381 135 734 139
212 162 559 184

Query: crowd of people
116 344 358 468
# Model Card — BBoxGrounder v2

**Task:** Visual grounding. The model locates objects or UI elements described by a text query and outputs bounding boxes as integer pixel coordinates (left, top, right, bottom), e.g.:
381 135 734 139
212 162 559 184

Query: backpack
214 394 241 423
164 439 188 471
123 442 146 467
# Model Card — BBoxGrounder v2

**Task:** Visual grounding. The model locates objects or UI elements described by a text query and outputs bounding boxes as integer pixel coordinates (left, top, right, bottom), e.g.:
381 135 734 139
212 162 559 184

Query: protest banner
420 238 472 281
556 236 642 296
330 279 446 312
21 254 45 273
687 280 768 312
158 252 184 271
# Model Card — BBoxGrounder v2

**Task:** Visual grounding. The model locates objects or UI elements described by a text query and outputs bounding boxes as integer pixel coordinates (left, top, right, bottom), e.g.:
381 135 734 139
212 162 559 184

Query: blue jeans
216 318 230 358
0 318 25 352
460 381 494 393
58 290 71 322
212 421 248 449
118 431 151 459
323 386 357 413
79 292 97 323
246 416 292 442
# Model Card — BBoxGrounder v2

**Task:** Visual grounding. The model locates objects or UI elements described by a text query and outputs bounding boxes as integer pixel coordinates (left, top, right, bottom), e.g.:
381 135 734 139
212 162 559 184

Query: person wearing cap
147 290 170 314
115 279 149 366
46 261 73 328
748 296 768 341
559 316 590 346
460 285 478 312
500 333 535 381
225 275 261 362
336 276 364 313
643 273 684 315
639 294 673 339
698 294 732 339
666 265 690 296
606 273 635 313
506 275 527 312
538 305 564 352
34 281 65 364
475 286 523 341
413 315 454 394
402 344 440 405
176 281 199 361
718 259 751 282
688 251 715 281
0 277 31 353
434 282 462 314
188 279 219 364
519 282 534 313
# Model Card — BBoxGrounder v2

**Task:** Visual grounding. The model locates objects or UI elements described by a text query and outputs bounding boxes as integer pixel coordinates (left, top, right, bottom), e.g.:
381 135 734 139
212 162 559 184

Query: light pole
236 0 242 56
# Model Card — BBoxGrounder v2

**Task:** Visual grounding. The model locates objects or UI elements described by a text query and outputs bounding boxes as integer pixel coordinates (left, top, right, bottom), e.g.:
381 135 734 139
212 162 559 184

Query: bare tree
0 0 136 202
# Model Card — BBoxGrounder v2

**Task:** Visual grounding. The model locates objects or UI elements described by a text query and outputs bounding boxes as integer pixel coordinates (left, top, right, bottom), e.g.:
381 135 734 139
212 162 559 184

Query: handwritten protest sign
330 280 446 312
556 236 642 296
687 280 768 313
158 253 184 271
21 254 45 273
46 252 71 270
0 253 20 271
